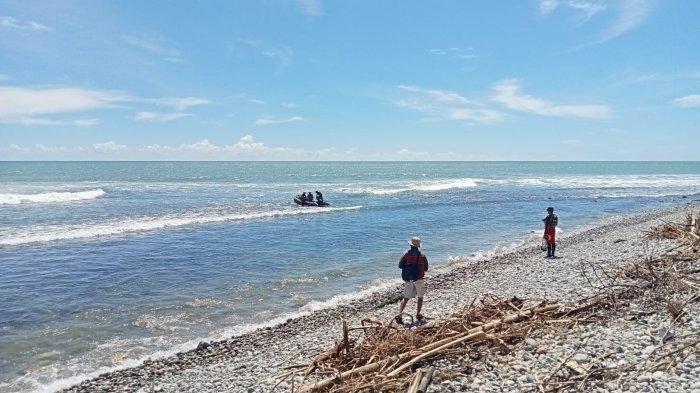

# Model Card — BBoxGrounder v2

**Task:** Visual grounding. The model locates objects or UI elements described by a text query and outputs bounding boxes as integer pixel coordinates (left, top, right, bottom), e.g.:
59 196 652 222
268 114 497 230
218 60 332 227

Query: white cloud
427 47 478 60
250 99 266 104
92 141 126 153
491 79 612 118
601 0 652 42
0 85 210 125
540 0 652 44
539 0 607 19
135 96 210 122
0 86 127 119
0 86 127 125
255 116 306 125
0 74 8 81
180 139 221 152
73 118 100 127
238 38 294 73
395 85 504 124
539 0 559 14
125 34 181 61
673 94 700 108
35 144 70 153
296 0 323 16
134 111 193 122
281 102 297 108
396 148 429 158
0 117 99 127
0 136 470 161
568 1 608 21
5 144 25 151
150 97 211 110
0 16 51 31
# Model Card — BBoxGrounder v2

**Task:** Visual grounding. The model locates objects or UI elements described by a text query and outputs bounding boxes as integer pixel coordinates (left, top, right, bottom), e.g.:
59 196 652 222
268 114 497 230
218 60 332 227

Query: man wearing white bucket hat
396 236 429 324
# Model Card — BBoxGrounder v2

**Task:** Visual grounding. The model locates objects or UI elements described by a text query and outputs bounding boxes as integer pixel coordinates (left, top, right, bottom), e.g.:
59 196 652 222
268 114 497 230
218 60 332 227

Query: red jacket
399 247 429 281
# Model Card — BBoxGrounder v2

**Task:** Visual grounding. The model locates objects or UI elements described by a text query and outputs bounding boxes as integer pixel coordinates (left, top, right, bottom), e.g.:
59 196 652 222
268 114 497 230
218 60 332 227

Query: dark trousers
547 243 556 257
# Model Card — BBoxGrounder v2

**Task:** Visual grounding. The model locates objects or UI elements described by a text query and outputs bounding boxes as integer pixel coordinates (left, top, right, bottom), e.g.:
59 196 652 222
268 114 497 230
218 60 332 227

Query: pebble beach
61 201 700 392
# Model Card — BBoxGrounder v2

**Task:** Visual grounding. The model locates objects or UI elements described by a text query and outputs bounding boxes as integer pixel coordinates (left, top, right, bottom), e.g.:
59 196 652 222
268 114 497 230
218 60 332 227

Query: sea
1 161 699 392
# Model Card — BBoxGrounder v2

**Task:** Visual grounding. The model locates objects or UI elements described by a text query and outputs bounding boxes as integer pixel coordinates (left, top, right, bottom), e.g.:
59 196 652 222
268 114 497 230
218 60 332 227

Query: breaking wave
339 175 700 196
0 206 362 246
341 178 479 195
0 189 106 205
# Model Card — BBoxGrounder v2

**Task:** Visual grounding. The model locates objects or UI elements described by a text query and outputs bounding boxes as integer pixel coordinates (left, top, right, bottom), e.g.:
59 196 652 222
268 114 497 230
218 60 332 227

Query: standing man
543 207 558 258
396 236 429 324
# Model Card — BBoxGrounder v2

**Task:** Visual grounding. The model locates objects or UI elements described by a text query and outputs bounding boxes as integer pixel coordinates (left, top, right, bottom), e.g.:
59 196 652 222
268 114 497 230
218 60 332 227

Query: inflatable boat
294 196 330 207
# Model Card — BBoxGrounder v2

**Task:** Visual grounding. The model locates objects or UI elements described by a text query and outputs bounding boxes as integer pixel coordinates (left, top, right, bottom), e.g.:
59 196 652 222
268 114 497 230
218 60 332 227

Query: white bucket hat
408 236 421 248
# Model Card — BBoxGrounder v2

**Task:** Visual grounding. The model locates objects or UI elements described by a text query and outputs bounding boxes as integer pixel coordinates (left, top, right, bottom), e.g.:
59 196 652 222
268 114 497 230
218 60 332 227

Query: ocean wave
340 178 479 195
18 275 403 393
339 175 700 196
0 189 106 205
515 175 700 190
0 206 362 246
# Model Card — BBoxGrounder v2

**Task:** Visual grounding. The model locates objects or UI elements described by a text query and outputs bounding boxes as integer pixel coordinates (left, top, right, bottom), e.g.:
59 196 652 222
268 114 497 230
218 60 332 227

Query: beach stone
638 374 654 382
196 341 211 351
524 338 538 348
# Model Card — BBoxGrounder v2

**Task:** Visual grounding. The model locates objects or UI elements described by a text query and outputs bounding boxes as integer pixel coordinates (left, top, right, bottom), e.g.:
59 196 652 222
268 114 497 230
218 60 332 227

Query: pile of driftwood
645 212 700 246
293 296 561 392
284 212 699 392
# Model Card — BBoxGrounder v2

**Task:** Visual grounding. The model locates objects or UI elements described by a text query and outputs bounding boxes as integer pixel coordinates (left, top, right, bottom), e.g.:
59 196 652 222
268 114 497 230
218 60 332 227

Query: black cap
547 207 554 211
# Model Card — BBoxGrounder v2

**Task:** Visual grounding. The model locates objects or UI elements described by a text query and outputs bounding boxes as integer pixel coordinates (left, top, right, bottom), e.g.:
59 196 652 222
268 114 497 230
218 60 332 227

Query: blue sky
0 0 698 160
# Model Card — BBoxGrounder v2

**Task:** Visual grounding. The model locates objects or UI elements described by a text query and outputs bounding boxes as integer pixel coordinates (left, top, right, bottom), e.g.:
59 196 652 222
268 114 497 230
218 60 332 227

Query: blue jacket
399 247 429 282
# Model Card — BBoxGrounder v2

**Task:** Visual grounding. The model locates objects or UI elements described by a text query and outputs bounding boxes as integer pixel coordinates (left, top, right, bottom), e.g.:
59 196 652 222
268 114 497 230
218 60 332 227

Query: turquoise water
1 161 699 392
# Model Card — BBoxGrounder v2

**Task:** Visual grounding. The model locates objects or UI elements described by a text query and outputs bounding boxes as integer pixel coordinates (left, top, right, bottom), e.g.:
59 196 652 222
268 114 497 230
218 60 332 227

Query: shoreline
55 200 698 392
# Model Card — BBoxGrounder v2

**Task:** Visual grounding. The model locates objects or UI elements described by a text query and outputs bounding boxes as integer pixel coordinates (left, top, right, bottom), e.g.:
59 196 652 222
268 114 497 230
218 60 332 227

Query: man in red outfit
543 207 558 258
396 237 429 324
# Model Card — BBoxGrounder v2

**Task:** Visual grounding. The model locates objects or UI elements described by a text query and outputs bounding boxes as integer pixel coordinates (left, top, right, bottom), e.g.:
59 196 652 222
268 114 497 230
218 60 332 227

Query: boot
551 244 556 258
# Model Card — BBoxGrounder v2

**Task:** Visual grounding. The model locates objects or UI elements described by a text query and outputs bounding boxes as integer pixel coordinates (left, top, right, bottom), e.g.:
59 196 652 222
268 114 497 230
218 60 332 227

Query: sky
0 0 698 161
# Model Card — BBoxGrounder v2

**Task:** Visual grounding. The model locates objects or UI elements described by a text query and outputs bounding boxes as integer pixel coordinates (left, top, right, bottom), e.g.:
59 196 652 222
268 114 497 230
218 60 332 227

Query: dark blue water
1 161 698 392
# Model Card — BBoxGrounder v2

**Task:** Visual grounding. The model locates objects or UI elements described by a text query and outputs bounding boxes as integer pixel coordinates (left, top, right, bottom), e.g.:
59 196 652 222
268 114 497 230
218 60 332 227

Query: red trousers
544 227 556 245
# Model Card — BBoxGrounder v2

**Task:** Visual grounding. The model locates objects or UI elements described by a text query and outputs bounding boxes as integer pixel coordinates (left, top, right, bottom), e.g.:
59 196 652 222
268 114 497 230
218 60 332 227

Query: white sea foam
339 175 700 196
516 175 700 190
340 178 479 195
21 275 402 393
0 189 106 205
0 206 362 246
412 178 479 191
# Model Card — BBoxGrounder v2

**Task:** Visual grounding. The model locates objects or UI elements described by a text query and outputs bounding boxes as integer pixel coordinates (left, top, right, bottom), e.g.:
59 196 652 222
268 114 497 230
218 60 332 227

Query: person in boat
300 192 307 202
307 191 314 202
543 207 558 258
396 237 429 325
315 191 324 203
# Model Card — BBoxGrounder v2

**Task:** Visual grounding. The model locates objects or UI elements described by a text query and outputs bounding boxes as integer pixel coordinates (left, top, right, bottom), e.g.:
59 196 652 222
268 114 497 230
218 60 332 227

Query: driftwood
299 356 398 392
296 300 566 392
416 366 435 393
405 369 423 393
386 304 561 377
282 211 700 392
